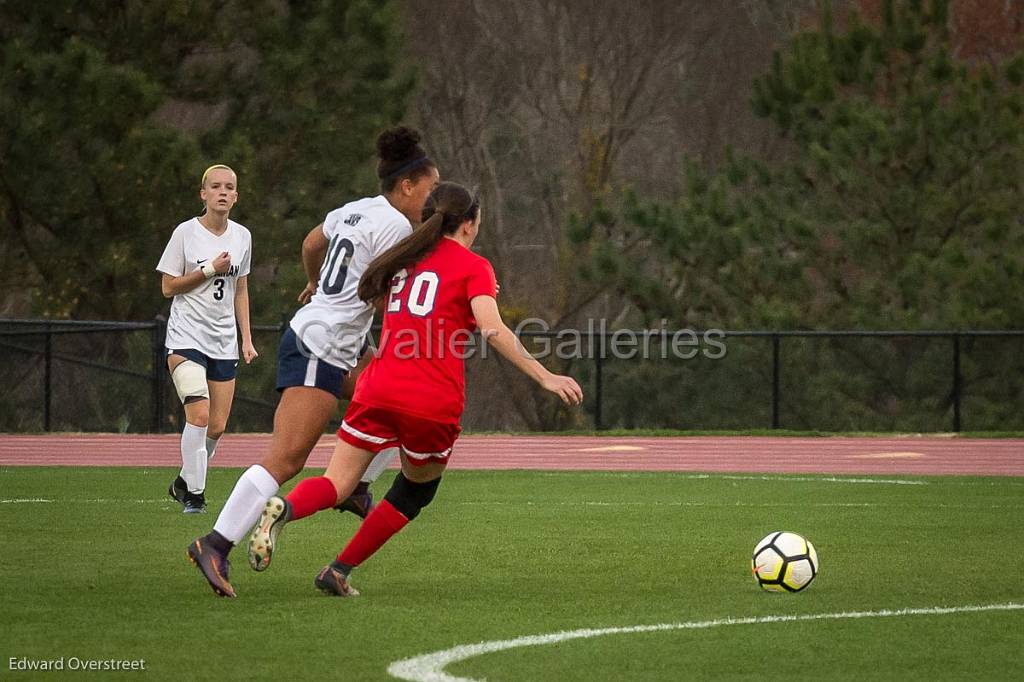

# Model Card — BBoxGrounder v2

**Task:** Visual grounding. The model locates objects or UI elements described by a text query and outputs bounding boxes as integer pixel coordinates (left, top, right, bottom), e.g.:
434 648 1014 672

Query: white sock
213 465 280 544
205 436 219 461
180 422 209 494
362 447 399 483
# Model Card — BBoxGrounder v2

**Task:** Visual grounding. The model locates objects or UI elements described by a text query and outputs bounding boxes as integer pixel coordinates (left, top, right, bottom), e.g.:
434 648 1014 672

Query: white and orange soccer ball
752 531 819 592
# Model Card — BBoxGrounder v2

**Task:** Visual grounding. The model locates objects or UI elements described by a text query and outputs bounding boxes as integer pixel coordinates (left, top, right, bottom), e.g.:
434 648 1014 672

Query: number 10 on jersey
321 236 355 295
388 268 439 317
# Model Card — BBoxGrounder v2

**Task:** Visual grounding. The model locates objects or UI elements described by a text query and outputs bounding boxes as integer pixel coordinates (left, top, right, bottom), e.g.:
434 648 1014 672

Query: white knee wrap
171 360 210 403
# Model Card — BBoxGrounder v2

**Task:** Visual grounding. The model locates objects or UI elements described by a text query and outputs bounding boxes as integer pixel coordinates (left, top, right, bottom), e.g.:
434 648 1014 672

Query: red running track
0 434 1022 476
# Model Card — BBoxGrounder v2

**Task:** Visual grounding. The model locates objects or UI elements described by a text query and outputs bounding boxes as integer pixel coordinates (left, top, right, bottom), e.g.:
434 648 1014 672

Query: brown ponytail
359 182 480 302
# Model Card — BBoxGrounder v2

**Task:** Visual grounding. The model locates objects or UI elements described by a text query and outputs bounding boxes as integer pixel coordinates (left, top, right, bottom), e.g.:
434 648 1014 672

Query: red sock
336 499 409 568
285 476 338 521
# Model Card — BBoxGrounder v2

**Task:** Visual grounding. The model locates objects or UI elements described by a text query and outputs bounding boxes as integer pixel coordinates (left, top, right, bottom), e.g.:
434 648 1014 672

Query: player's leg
248 437 375 572
189 386 335 596
180 399 210 513
334 347 390 518
205 369 237 461
212 385 336 549
247 400 390 572
199 366 236 500
167 351 212 513
187 329 339 596
294 438 377 520
214 329 342 546
210 382 329 548
315 416 457 596
336 446 399 517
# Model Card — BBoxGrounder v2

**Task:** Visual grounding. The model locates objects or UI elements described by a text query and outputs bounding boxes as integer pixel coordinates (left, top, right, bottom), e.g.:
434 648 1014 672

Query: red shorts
338 401 461 466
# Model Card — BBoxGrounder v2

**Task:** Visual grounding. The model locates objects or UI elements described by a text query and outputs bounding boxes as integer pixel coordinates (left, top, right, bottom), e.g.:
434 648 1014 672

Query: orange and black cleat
314 562 360 597
187 535 236 598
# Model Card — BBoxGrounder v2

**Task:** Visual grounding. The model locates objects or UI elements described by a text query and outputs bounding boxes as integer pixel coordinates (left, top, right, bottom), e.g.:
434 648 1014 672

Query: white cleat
248 495 291 572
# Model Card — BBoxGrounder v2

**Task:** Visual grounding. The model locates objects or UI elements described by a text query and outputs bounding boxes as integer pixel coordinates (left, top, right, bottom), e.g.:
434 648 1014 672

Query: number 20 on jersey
388 268 439 317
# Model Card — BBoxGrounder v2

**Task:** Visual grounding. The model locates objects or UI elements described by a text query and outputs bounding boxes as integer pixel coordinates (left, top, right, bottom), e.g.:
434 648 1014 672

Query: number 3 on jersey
388 269 439 317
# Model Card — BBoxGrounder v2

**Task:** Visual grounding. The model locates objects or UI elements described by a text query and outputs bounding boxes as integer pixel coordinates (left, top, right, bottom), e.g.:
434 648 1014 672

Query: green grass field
2 466 1023 680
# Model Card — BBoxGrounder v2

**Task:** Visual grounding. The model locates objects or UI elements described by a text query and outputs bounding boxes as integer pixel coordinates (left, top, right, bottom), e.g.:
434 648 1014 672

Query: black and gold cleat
314 562 360 597
187 534 236 598
333 482 374 519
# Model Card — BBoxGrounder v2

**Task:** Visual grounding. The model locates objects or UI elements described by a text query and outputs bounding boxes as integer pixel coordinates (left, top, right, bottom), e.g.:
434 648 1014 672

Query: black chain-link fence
1 319 1022 433
565 331 1024 432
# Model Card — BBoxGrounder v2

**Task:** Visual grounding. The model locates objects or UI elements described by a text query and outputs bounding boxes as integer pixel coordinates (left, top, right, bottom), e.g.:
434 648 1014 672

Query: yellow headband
201 164 236 187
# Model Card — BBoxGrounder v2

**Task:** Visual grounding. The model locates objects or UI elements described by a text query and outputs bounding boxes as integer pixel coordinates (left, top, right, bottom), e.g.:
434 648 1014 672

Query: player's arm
161 271 205 298
235 275 258 364
160 252 231 298
470 295 583 406
298 223 329 304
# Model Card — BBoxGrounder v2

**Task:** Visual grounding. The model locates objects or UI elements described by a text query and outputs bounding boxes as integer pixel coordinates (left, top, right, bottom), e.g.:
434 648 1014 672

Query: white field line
537 472 930 485
0 498 162 504
387 603 1024 682
533 473 1024 488
456 501 1024 510
2 498 1022 511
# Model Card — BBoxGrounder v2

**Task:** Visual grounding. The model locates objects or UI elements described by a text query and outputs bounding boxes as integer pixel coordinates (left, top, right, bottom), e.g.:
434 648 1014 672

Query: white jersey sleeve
238 232 252 277
156 225 187 277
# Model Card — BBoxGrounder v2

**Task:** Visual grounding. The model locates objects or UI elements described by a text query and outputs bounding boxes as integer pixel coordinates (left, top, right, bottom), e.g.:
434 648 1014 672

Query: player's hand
212 251 232 274
495 281 501 296
242 340 258 364
541 373 583 406
297 281 317 304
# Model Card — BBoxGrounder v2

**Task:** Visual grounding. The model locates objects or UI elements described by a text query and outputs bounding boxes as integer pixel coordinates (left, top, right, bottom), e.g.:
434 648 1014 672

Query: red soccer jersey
353 237 497 424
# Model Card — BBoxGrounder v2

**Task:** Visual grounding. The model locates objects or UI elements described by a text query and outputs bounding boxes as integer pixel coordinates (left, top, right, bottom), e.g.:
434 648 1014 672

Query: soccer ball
752 531 819 593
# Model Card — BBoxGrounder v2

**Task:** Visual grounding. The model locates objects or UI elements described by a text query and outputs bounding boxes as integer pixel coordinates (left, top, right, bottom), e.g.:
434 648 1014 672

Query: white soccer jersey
290 195 412 371
156 217 252 359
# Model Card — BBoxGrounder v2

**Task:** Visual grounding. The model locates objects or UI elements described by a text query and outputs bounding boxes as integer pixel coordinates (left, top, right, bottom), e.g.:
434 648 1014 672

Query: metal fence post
152 317 165 433
952 333 962 432
771 334 781 430
594 351 604 431
44 321 52 432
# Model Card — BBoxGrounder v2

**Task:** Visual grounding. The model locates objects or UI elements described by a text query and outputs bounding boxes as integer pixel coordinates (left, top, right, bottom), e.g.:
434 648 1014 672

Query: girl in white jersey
188 128 439 597
157 164 257 514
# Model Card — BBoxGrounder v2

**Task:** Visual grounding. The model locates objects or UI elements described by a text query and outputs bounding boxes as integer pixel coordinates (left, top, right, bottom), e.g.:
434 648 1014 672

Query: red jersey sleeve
466 257 497 300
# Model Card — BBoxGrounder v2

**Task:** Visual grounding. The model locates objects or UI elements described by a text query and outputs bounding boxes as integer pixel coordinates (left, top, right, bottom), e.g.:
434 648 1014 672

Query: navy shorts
166 348 238 382
276 327 348 399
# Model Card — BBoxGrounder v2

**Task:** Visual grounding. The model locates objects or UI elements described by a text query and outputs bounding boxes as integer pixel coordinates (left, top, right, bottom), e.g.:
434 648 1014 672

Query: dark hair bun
376 126 422 163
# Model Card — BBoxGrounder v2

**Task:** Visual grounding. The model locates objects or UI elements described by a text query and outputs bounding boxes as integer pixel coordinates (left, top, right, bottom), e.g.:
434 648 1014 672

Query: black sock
330 559 353 576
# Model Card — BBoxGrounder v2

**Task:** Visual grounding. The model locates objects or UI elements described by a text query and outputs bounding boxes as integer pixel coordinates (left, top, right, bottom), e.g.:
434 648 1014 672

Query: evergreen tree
0 0 410 320
571 0 1024 330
